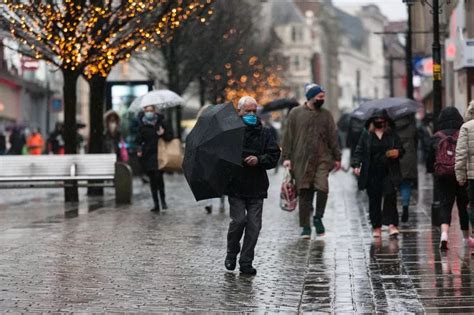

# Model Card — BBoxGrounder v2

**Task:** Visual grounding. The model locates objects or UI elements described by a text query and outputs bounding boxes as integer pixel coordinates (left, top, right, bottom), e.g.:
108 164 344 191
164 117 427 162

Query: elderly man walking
282 83 341 239
225 96 281 275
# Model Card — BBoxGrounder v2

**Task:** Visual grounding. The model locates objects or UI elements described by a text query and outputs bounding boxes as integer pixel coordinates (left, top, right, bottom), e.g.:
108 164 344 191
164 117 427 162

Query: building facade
262 0 341 117
0 39 62 134
335 5 388 112
384 21 407 99
446 0 474 113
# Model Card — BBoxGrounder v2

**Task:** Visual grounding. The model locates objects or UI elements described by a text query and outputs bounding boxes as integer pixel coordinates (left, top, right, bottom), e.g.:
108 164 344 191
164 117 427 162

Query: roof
270 0 305 26
335 8 366 50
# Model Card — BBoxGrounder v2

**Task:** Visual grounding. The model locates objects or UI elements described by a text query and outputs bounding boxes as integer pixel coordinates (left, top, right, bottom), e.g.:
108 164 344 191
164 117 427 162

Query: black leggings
366 179 398 228
438 176 469 230
147 170 166 208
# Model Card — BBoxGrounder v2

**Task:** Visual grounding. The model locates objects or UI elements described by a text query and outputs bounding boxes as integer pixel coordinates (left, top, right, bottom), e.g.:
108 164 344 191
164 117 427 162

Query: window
291 26 303 43
292 55 301 71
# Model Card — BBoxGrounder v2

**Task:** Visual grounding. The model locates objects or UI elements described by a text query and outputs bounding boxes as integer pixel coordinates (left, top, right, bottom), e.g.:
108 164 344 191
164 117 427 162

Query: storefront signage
454 39 474 70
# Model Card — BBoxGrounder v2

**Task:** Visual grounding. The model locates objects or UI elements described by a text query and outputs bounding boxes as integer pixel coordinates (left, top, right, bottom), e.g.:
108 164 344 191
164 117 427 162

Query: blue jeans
400 181 412 207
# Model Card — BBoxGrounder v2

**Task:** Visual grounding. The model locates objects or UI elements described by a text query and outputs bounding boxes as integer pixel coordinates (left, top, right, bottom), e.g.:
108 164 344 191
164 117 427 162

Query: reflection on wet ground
0 171 473 312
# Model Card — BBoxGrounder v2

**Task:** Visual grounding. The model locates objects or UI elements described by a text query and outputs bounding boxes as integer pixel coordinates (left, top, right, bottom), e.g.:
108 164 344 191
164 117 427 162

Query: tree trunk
88 74 106 154
166 43 182 94
62 69 79 203
87 74 107 196
199 76 206 107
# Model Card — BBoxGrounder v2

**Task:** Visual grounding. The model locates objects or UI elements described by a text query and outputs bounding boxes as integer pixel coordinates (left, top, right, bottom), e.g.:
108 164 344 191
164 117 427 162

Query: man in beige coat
282 83 341 239
455 100 474 237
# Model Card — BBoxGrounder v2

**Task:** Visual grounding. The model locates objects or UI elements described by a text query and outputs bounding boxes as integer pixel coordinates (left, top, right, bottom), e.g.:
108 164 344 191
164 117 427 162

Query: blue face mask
242 114 257 126
144 112 156 121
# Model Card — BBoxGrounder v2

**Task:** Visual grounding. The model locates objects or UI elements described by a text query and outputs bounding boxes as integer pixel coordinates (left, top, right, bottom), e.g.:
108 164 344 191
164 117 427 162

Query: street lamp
420 0 451 126
403 0 416 100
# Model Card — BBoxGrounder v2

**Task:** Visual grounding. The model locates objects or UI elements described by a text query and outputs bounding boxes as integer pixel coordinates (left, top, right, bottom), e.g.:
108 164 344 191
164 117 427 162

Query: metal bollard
115 162 133 204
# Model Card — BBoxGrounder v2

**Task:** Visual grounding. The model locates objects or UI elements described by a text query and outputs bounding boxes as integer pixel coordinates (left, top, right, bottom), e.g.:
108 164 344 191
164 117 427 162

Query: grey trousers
298 189 328 228
227 197 264 266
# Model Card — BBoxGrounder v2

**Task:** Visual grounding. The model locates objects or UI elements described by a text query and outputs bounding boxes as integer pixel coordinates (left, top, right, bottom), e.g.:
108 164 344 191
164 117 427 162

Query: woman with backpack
351 109 405 238
456 101 474 247
428 107 472 250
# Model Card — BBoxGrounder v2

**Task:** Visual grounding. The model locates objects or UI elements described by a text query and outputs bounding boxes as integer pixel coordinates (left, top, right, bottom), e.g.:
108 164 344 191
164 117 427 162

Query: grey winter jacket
455 101 474 182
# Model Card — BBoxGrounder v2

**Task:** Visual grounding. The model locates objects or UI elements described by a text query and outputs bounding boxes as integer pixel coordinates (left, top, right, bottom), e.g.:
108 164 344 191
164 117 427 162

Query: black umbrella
351 97 422 121
261 98 299 113
183 103 245 201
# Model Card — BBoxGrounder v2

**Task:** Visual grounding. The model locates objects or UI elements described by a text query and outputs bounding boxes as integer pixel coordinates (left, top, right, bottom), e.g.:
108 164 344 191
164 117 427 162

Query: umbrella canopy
351 97 422 121
128 89 184 113
261 98 299 114
183 103 245 201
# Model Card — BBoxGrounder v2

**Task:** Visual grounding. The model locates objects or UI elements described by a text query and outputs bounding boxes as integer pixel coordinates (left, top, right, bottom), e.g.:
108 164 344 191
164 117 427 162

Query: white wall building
335 5 387 112
263 0 315 104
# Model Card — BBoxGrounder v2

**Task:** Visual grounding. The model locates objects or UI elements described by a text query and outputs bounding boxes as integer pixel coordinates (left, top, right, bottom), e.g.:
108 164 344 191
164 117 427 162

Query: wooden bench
0 154 132 204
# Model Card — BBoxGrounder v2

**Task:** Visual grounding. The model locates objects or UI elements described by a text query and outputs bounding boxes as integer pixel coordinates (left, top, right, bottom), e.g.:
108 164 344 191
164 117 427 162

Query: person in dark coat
136 105 172 212
395 114 418 223
0 127 6 155
8 126 25 155
47 122 65 154
426 107 472 250
351 109 405 238
104 110 127 162
346 117 365 155
417 113 434 163
259 110 280 174
225 96 281 276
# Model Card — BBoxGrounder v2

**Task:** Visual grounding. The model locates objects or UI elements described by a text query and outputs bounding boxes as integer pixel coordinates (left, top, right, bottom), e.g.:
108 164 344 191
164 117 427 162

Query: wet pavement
1 169 474 313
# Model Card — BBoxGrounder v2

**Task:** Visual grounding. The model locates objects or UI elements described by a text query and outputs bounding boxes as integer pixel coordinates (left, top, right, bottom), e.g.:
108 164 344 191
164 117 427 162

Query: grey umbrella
351 97 422 121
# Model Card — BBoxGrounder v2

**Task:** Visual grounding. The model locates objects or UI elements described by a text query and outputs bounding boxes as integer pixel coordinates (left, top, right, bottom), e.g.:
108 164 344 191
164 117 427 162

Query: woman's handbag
158 138 183 172
280 168 298 212
119 140 129 162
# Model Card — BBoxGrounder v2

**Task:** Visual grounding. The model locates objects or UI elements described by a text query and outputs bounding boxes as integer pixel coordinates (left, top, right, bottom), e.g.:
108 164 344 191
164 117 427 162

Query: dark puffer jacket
226 120 281 199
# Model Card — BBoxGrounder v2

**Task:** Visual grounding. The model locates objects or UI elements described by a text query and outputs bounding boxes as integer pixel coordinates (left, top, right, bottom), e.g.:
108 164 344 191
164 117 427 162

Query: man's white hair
237 96 258 109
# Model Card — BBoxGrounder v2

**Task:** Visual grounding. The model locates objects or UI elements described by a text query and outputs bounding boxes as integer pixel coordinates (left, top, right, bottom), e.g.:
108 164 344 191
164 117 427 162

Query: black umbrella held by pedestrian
351 97 422 121
183 103 246 201
261 98 299 114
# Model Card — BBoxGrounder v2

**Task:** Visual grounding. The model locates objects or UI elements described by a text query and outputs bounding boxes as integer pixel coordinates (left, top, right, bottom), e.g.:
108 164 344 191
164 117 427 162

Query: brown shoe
373 228 382 238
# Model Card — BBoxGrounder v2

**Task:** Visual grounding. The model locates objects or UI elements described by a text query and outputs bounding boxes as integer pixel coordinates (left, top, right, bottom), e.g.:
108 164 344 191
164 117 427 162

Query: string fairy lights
0 0 214 78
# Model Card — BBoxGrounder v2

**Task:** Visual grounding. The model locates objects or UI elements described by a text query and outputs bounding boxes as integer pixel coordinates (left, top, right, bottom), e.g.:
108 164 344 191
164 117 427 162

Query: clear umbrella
128 89 184 113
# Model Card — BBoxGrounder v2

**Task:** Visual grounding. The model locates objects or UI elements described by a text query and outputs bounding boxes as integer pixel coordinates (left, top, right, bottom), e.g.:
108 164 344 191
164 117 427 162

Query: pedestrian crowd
4 82 474 278
0 123 85 156
216 84 474 276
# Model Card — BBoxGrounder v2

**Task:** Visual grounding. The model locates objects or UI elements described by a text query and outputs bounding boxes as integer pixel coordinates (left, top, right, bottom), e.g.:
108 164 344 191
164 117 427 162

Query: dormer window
291 25 304 42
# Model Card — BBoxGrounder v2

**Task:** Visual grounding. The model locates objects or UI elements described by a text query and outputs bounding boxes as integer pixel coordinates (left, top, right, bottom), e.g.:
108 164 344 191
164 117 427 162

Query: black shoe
402 206 409 222
205 205 213 214
225 257 236 271
239 265 257 275
161 202 168 210
150 206 160 212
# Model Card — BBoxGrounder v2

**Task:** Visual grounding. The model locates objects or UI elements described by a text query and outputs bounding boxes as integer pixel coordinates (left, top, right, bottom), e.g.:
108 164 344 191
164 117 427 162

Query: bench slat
0 176 115 181
0 154 117 178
